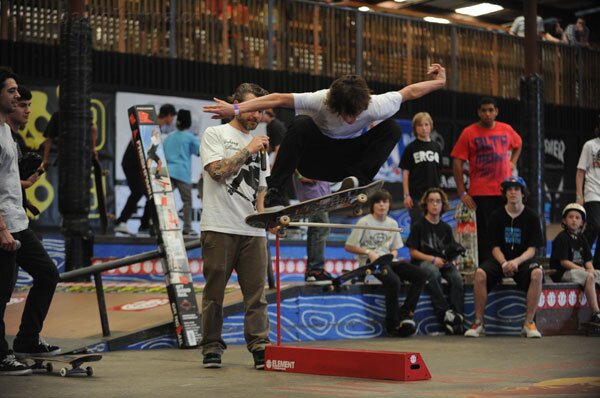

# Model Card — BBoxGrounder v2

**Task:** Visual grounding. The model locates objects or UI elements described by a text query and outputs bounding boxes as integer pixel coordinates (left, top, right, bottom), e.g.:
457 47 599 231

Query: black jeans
473 195 505 263
584 201 600 268
0 228 59 356
116 144 152 229
375 261 428 333
268 115 403 189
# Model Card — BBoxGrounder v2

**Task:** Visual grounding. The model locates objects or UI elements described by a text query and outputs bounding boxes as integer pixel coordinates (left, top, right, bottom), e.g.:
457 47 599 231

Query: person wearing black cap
550 203 600 329
163 109 200 236
576 115 600 269
465 176 544 339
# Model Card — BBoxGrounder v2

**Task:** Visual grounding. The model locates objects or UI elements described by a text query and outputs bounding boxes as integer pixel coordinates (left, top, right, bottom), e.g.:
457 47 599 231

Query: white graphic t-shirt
293 90 403 139
200 123 269 236
577 137 600 202
345 214 403 266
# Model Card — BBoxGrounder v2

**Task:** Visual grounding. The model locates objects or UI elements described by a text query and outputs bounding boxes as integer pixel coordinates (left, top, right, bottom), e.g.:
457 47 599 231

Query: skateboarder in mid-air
204 64 446 209
345 190 428 337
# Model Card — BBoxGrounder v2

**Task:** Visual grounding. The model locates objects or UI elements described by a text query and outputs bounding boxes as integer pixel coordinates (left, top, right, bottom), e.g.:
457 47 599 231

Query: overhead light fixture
424 16 450 24
455 3 503 17
358 6 370 12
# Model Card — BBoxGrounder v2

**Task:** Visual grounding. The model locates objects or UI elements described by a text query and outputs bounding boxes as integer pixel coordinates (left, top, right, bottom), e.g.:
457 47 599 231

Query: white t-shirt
345 214 403 266
200 123 269 237
577 137 600 202
0 123 28 233
293 90 403 139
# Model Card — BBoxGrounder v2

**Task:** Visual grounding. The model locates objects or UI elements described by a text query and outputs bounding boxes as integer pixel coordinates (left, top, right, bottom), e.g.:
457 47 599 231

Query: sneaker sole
0 369 32 376
14 349 61 358
203 363 222 368
304 280 332 285
254 364 265 370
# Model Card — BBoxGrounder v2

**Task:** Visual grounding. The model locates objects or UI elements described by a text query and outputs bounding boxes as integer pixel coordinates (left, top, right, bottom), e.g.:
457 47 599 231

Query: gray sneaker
114 222 130 235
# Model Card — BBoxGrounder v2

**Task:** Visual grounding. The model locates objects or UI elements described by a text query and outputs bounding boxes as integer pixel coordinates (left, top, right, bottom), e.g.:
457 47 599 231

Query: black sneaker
339 176 359 191
396 318 417 338
443 310 465 335
203 352 222 368
13 339 61 358
305 269 334 282
0 354 32 376
252 350 265 370
264 187 288 211
590 311 600 327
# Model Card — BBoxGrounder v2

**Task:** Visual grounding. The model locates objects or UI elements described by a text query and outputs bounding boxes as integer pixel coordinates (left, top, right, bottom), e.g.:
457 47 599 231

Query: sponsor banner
16 87 115 230
109 298 170 312
115 93 221 234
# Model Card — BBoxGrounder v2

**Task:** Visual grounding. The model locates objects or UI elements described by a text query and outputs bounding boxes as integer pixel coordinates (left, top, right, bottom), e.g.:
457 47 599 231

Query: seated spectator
345 189 428 337
565 17 590 47
464 176 544 339
406 188 465 335
550 203 600 330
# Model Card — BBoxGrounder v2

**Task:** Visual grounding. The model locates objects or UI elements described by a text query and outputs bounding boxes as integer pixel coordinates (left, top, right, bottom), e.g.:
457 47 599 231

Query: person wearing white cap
550 203 600 329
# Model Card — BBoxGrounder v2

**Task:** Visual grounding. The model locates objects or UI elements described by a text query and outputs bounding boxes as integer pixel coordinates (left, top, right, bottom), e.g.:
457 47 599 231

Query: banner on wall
16 86 114 230
114 93 221 234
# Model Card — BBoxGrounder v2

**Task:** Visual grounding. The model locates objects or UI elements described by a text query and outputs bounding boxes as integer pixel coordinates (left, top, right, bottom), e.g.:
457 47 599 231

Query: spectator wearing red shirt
451 97 522 262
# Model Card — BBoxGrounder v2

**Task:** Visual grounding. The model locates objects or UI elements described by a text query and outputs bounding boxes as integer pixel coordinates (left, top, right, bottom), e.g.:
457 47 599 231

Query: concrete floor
1 335 599 398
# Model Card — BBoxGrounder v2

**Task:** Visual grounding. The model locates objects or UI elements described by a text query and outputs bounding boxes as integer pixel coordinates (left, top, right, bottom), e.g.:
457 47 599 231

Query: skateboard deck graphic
128 105 202 348
24 354 102 377
246 180 384 229
454 201 478 271
327 254 394 291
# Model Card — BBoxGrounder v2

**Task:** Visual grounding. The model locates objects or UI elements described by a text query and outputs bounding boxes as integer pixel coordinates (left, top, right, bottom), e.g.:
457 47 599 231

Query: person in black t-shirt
551 203 600 327
400 112 442 225
406 188 465 334
464 176 544 338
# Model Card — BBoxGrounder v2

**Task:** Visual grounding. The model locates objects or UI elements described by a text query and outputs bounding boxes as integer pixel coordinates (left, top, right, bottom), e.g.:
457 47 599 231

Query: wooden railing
1 0 598 108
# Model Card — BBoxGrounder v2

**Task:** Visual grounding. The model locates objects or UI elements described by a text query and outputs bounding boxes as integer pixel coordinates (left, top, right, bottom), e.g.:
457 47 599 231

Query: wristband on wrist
576 194 583 199
501 260 508 267
403 193 410 198
459 191 467 197
431 256 437 263
233 103 240 116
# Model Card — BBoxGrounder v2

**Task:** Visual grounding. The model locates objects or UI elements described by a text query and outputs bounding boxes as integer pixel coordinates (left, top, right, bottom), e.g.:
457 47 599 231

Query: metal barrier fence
1 0 598 107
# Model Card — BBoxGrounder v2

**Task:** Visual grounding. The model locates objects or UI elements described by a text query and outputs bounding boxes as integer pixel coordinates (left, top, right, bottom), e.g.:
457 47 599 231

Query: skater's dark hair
369 189 392 214
326 75 371 117
17 86 31 101
0 66 17 90
419 188 450 214
176 109 192 130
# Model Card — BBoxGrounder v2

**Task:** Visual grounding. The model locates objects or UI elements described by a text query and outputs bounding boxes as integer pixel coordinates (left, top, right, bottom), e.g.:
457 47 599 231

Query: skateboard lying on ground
246 180 385 229
24 354 102 377
326 254 394 292
454 201 478 272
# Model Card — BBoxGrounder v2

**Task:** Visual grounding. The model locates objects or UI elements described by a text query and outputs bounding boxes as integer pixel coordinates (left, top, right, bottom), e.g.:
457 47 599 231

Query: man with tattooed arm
199 83 271 370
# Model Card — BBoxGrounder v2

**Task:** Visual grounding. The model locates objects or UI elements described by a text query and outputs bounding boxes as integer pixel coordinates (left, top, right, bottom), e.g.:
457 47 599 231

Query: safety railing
60 239 202 337
2 0 598 107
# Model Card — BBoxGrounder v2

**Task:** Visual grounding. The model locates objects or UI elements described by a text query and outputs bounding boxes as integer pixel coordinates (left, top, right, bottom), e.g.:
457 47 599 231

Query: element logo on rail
266 359 296 371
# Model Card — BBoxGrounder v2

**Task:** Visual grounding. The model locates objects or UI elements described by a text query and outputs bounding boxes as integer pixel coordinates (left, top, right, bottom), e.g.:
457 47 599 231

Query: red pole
276 234 281 346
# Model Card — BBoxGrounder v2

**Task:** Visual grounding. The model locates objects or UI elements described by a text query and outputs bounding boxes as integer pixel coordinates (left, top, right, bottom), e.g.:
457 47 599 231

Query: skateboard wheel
279 215 291 226
380 269 388 276
365 269 372 275
357 193 368 204
60 367 68 377
46 363 53 373
86 366 94 377
352 206 363 216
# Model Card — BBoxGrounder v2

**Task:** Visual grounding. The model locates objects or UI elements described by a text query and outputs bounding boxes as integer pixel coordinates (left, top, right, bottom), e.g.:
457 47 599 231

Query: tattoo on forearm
208 148 250 181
